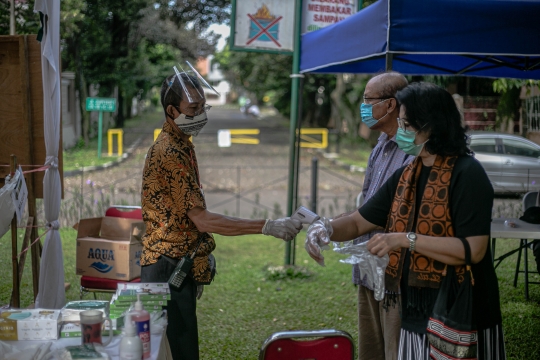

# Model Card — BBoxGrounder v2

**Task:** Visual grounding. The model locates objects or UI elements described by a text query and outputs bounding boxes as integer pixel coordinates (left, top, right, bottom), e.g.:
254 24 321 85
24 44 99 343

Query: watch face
407 232 417 241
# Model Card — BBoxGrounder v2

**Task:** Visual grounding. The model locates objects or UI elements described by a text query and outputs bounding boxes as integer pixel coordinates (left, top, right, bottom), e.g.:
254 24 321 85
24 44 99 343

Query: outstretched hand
304 217 333 266
262 217 303 241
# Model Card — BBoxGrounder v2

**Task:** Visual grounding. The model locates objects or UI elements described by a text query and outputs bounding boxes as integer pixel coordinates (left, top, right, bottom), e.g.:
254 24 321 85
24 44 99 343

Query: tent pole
386 53 393 71
285 0 304 266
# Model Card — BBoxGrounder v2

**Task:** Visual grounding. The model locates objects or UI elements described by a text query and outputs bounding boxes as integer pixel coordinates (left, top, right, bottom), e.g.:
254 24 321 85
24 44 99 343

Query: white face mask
173 112 208 137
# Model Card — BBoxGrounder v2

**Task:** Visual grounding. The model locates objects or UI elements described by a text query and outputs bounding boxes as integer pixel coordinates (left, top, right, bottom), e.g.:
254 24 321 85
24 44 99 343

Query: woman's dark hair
160 73 201 116
395 82 471 156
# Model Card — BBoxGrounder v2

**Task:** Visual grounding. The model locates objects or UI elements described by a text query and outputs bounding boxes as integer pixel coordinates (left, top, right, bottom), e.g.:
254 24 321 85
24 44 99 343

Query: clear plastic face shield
165 61 221 136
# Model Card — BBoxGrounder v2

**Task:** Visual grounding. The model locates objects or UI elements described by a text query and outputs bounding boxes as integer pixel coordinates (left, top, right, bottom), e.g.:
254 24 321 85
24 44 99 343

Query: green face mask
396 127 428 156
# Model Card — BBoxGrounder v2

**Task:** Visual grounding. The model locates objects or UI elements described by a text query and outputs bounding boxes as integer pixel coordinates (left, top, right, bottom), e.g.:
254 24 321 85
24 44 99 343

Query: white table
2 328 171 360
491 218 540 300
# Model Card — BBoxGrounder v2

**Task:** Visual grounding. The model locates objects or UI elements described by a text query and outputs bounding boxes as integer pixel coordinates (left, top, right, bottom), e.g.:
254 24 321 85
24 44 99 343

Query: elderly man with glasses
140 71 302 360
334 71 412 360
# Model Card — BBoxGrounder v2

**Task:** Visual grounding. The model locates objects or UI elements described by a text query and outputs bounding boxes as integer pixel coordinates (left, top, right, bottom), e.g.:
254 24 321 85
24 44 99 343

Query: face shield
164 61 221 136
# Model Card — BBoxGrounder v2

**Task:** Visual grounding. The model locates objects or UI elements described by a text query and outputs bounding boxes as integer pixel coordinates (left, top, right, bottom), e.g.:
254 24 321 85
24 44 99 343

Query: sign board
302 0 357 33
230 0 296 54
86 97 117 112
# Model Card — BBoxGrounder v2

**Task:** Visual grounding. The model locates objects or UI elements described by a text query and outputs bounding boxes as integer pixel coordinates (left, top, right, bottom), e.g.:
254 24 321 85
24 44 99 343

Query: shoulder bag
426 237 477 360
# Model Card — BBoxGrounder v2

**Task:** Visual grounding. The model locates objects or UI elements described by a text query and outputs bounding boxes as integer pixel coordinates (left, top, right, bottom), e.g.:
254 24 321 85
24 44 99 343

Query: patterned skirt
398 324 506 360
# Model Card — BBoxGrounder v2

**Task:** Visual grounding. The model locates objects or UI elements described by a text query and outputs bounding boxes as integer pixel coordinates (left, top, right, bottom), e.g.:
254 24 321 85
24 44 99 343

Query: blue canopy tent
300 0 540 79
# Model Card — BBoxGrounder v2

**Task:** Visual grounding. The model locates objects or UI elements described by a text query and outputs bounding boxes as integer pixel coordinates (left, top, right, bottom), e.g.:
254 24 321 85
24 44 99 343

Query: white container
119 313 143 360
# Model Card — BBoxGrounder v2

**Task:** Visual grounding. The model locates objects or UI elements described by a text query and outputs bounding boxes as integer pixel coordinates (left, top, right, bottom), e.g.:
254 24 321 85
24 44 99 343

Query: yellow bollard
107 129 124 156
297 128 328 149
229 129 260 145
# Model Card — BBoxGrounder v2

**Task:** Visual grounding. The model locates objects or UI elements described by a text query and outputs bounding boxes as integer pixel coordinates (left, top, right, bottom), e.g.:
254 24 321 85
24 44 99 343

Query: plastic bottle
131 294 151 359
119 313 143 360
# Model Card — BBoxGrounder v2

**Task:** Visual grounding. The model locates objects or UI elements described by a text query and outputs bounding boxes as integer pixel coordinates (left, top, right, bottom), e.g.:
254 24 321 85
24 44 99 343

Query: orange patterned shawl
384 155 465 293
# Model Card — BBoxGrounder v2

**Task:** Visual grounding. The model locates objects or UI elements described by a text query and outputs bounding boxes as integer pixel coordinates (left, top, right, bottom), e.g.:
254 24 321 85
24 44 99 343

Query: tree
57 0 230 141
0 0 40 35
215 46 336 129
493 79 540 134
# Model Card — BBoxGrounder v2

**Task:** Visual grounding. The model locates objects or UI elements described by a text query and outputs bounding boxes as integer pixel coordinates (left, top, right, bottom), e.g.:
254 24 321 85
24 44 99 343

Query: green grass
62 110 164 171
326 143 372 169
63 140 121 171
1 230 539 359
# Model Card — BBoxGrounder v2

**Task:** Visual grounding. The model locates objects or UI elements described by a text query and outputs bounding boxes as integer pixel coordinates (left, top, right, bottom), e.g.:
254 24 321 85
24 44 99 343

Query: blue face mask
396 127 428 156
360 99 390 128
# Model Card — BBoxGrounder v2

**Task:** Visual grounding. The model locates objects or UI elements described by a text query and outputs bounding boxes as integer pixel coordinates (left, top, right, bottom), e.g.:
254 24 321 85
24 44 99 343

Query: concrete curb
64 136 143 178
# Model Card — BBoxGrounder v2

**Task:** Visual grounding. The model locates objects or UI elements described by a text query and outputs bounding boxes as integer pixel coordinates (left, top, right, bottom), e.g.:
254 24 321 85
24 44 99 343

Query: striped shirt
353 132 413 287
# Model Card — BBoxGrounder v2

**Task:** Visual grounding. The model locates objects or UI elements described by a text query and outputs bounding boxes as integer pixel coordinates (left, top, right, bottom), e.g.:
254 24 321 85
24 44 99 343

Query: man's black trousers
141 256 199 360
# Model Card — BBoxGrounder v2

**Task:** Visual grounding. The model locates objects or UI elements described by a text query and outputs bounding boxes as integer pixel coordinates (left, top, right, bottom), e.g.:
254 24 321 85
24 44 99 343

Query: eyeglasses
362 97 393 105
398 117 428 132
198 104 212 114
176 104 212 116
397 117 410 131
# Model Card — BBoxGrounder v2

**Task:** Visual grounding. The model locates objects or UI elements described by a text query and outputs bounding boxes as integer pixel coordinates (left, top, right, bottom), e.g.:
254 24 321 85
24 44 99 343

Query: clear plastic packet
47 344 109 360
333 241 389 300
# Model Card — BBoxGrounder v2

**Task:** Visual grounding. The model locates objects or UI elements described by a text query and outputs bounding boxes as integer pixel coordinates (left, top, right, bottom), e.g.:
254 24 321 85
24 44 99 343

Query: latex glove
262 217 303 241
305 217 333 266
196 285 204 300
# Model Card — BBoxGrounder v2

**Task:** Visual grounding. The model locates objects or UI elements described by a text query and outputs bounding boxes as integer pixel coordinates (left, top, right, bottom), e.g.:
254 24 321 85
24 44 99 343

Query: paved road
59 108 364 226
58 107 524 227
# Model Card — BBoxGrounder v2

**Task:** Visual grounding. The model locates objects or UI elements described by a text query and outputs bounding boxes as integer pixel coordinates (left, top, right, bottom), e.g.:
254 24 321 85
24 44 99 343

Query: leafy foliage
493 79 540 131
0 0 40 35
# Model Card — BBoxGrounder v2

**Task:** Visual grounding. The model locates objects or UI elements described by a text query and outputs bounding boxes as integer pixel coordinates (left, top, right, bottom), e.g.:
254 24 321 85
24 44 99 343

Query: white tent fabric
34 0 65 309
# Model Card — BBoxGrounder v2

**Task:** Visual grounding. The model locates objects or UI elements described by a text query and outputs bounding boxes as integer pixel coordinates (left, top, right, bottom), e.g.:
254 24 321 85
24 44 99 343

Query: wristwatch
406 232 417 252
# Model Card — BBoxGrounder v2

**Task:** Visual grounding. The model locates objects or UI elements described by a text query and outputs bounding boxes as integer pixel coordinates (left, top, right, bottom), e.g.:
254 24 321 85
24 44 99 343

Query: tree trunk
75 51 90 144
117 90 124 128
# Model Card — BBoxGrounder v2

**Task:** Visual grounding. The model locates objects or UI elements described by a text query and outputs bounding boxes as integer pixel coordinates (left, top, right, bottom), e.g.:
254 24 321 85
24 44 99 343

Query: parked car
469 132 540 194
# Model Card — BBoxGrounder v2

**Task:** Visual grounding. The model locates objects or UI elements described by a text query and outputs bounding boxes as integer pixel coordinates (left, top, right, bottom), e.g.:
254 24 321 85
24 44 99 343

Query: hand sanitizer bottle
131 294 151 359
120 313 143 360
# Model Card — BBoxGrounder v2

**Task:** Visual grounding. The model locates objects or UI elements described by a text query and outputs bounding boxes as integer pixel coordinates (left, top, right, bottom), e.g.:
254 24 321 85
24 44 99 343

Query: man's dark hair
160 73 201 115
376 71 409 98
396 82 471 156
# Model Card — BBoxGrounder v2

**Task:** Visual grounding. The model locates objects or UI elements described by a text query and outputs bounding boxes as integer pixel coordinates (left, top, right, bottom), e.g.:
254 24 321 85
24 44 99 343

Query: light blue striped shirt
353 132 413 288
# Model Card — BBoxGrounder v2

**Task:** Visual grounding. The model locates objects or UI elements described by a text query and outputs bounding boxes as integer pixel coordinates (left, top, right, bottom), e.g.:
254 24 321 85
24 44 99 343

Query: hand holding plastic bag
333 241 389 300
304 217 333 266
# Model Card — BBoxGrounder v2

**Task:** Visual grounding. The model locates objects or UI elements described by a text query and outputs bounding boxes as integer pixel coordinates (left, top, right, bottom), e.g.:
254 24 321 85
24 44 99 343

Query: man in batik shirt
141 72 302 360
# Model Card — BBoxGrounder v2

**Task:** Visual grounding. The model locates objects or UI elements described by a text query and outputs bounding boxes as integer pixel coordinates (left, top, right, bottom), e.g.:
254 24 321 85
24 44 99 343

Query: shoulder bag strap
457 237 472 266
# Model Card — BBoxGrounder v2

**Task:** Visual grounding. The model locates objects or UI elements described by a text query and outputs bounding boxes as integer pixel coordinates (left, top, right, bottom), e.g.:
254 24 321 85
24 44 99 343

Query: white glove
262 217 303 241
305 217 333 266
196 285 204 300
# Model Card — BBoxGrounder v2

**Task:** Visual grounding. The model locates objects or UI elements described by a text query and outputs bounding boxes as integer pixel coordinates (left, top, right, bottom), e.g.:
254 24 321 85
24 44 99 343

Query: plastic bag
0 171 18 238
46 344 109 360
304 218 333 266
333 241 389 300
0 340 51 360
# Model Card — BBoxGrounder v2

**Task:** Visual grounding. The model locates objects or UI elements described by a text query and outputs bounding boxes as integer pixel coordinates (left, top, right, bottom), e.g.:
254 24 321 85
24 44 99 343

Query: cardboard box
75 217 145 281
0 309 61 340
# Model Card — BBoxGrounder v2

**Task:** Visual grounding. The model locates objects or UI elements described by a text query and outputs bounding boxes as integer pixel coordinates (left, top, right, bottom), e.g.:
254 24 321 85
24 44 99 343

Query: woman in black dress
305 82 506 360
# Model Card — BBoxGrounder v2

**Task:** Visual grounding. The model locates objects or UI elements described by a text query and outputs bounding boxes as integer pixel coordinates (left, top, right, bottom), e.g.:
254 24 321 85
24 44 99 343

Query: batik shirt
141 121 216 283
353 132 413 288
